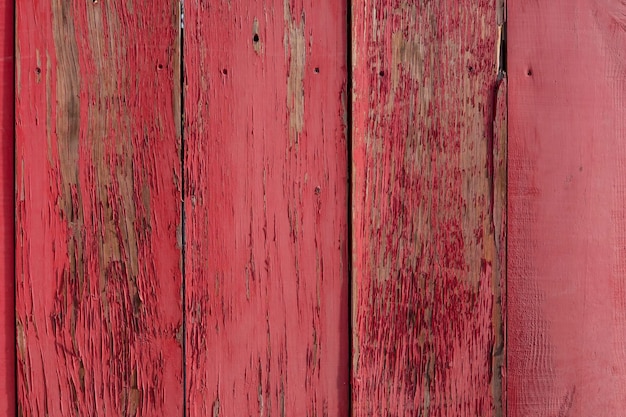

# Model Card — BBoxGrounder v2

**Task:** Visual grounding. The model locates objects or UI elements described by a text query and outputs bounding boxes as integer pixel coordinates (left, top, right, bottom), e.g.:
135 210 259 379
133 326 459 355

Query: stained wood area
183 1 350 415
0 0 15 415
351 1 506 415
15 2 183 416
508 1 626 415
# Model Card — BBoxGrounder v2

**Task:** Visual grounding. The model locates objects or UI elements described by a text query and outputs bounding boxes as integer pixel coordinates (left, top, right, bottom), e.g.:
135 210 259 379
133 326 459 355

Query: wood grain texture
508 0 626 415
351 1 505 415
15 1 182 416
1 0 15 415
183 1 350 416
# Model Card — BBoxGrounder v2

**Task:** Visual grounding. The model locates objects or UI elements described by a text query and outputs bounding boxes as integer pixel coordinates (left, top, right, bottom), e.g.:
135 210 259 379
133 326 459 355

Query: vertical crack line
500 6 508 417
11 1 17 413
496 11 507 417
346 0 354 415
489 10 507 417
179 1 186 416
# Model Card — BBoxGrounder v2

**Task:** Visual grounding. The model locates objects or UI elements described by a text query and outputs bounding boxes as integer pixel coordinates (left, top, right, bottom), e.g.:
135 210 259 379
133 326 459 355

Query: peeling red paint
351 1 505 415
15 2 183 416
184 0 349 416
183 1 350 416
11 1 509 415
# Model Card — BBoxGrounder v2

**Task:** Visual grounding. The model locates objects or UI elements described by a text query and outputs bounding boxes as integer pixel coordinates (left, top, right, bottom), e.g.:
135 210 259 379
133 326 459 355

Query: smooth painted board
15 2 182 415
1 0 15 415
183 1 350 415
351 1 506 415
508 1 626 415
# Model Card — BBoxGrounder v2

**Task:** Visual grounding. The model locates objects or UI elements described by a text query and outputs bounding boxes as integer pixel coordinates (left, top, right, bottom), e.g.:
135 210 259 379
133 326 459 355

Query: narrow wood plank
15 2 182 415
0 0 15 415
351 1 505 415
183 1 350 415
508 1 626 414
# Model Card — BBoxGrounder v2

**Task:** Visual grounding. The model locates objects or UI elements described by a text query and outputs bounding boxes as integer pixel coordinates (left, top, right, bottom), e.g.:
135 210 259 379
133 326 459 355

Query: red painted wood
15 2 182 416
508 1 626 415
0 0 15 415
351 1 505 415
183 1 350 416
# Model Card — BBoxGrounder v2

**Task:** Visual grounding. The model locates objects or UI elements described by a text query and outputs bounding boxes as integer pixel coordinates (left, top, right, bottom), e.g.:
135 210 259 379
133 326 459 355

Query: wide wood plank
351 1 506 415
508 1 626 414
1 0 15 415
15 2 183 415
183 1 350 415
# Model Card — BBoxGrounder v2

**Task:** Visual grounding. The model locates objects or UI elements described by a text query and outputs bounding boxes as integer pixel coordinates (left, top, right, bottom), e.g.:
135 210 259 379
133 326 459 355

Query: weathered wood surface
351 1 506 415
183 1 350 416
15 2 183 416
1 0 15 415
508 1 626 415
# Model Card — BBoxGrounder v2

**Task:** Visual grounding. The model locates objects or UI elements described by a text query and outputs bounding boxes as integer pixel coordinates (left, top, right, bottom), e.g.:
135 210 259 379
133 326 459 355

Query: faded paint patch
390 32 425 91
284 0 305 143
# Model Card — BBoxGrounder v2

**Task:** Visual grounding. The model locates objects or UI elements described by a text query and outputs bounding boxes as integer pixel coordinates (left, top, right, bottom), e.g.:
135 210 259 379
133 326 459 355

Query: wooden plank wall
183 1 350 415
15 2 183 415
1 0 15 415
11 1 509 416
508 0 626 415
351 1 506 415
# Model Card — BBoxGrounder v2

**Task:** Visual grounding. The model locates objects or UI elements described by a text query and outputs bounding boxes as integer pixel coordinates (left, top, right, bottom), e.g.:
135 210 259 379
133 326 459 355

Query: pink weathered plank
183 1 350 415
1 0 15 415
508 1 626 415
351 1 506 415
15 2 183 415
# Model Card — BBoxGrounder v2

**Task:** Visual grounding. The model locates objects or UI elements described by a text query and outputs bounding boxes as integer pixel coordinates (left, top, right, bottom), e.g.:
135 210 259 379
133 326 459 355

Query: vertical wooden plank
0 0 15 415
351 1 505 415
508 1 626 415
15 2 182 416
183 1 350 416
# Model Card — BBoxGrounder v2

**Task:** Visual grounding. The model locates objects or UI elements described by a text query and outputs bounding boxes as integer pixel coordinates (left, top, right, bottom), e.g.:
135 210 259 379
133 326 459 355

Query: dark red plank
15 2 182 415
183 1 350 415
508 1 626 414
351 1 506 415
1 0 15 415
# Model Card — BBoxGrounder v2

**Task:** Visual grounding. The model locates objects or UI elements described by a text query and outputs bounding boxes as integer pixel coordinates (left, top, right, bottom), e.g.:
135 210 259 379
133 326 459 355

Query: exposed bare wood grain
183 1 350 416
15 2 183 415
351 1 505 415
508 0 626 414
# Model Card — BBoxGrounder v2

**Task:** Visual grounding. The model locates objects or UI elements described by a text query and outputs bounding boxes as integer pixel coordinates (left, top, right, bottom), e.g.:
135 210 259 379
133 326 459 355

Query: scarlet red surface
508 1 626 415
15 3 183 415
9 2 513 415
0 0 15 415
183 1 350 415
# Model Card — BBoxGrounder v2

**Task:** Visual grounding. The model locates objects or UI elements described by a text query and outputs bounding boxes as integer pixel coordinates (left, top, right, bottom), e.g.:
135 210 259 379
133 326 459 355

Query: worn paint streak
0 0 15 415
284 1 306 142
184 1 349 416
351 0 505 415
508 0 626 415
15 2 182 416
